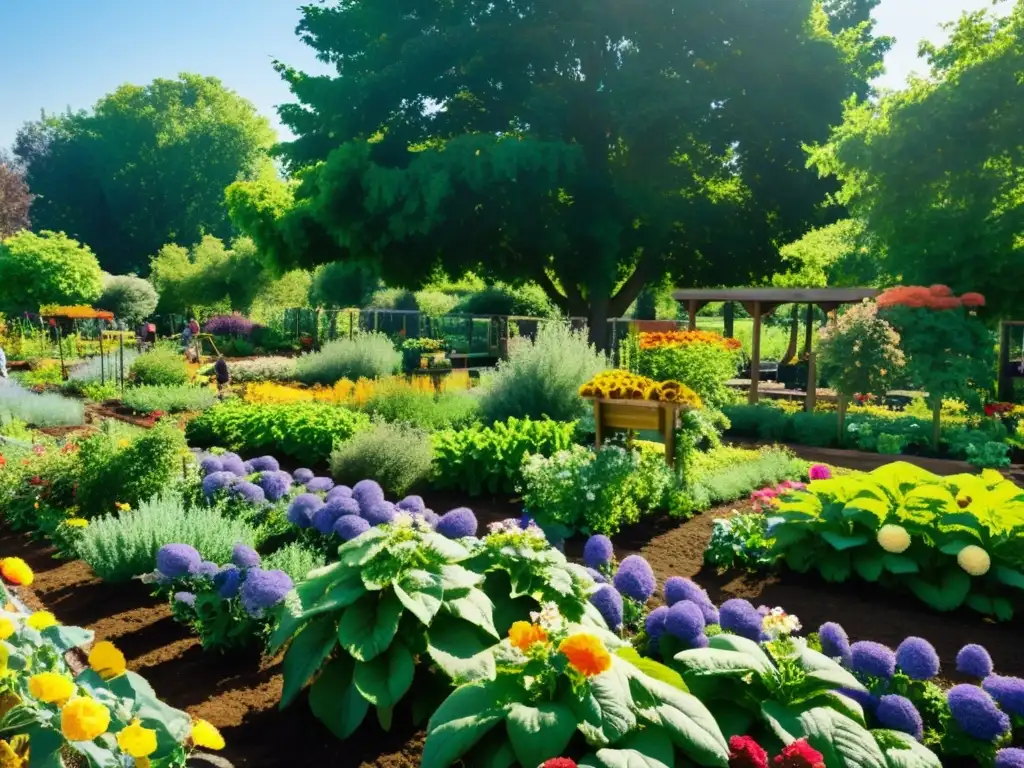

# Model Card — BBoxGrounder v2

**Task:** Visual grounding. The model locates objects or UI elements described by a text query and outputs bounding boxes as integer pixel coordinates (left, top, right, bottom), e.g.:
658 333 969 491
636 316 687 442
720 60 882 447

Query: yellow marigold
61 697 110 742
88 641 126 680
28 672 75 705
65 518 89 528
26 612 57 631
116 720 158 758
957 545 991 576
117 439 130 448
508 621 549 652
876 524 911 554
559 633 612 677
190 719 225 750
0 558 33 587
0 618 14 641
0 737 27 768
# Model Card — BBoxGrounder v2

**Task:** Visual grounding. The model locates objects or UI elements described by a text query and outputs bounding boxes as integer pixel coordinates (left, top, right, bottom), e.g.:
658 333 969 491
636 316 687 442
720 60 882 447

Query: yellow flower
61 697 110 742
116 720 157 758
88 641 126 680
876 524 911 554
957 545 991 576
65 518 89 528
28 672 75 705
0 558 33 587
26 611 58 631
0 618 14 641
0 737 27 768
559 633 612 677
190 719 225 750
508 621 549 653
115 502 131 512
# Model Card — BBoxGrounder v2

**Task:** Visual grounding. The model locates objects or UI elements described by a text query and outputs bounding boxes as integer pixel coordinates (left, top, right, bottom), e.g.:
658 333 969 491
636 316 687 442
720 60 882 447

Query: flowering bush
204 313 257 337
634 331 741 408
639 329 742 352
579 369 703 407
294 332 401 385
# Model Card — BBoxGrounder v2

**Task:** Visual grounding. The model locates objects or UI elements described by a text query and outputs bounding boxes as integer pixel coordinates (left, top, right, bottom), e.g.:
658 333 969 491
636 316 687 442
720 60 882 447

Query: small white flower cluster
393 511 433 532
529 601 564 633
486 518 546 542
761 606 802 639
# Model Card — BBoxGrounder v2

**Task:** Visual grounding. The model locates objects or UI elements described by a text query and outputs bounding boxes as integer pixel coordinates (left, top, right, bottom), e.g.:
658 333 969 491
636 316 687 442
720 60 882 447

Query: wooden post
723 302 734 338
593 400 604 450
687 300 698 331
748 301 762 404
998 321 1013 401
98 322 105 385
805 350 817 413
803 303 814 360
56 323 66 380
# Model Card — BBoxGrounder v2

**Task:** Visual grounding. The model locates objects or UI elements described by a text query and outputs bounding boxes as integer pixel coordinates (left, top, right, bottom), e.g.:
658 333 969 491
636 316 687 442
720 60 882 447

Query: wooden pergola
671 287 879 404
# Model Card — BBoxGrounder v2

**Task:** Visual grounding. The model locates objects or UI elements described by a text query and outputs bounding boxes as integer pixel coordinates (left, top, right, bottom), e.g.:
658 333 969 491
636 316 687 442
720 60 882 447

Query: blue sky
0 0 998 152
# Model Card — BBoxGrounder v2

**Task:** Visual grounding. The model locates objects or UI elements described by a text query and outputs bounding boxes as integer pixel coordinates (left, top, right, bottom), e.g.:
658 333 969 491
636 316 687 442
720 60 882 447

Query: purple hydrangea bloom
719 599 764 642
214 566 242 599
220 453 247 476
334 515 370 541
417 510 440 529
195 561 220 578
205 314 255 337
312 505 342 535
231 481 266 505
243 461 255 474
947 684 1011 741
199 456 224 476
306 476 335 493
292 468 315 484
156 544 202 578
249 455 280 472
839 686 879 716
231 543 261 569
851 641 896 680
352 479 385 508
589 585 624 631
202 471 238 499
982 675 1024 717
665 600 705 642
363 501 397 527
957 644 994 679
325 496 361 518
663 577 719 625
585 567 607 584
397 495 425 513
239 568 293 617
613 556 656 603
876 695 923 741
583 535 614 569
174 591 197 607
896 637 940 680
996 749 1024 768
326 485 353 502
436 507 478 538
819 622 852 666
645 605 669 652
258 470 293 502
287 493 324 529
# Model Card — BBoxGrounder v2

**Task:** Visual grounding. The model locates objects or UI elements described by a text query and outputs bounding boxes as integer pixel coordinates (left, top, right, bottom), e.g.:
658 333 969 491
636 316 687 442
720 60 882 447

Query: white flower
762 608 802 638
586 491 596 502
393 512 415 528
529 601 564 632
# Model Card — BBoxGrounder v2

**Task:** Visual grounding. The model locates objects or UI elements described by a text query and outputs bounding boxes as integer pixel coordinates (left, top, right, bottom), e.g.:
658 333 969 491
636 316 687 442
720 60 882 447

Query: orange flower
928 284 953 297
638 330 741 352
961 292 986 308
0 558 33 587
559 633 612 677
508 621 549 652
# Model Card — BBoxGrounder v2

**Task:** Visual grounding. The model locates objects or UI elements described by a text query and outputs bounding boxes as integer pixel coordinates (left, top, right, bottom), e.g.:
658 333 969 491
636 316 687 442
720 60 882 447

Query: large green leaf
421 531 471 561
41 624 93 652
440 563 484 591
905 569 971 612
881 554 919 574
853 550 885 582
580 748 673 768
445 587 499 639
337 591 404 662
821 531 871 551
395 569 444 625
308 656 369 740
633 672 729 767
797 647 866 695
763 701 887 768
965 593 1014 620
268 564 358 654
993 565 1024 590
571 662 637 747
427 615 497 683
708 634 775 672
338 526 388 567
506 702 577 768
423 682 515 768
353 639 416 713
873 729 942 768
616 647 688 692
279 616 338 708
817 552 852 582
675 635 775 682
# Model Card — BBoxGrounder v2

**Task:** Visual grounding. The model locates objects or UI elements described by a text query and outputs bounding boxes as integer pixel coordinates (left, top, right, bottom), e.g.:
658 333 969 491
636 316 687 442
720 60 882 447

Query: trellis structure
998 320 1024 401
671 287 879 405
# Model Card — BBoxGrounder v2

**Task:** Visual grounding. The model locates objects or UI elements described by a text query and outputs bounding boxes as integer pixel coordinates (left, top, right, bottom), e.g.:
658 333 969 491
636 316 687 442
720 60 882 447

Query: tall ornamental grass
295 333 401 385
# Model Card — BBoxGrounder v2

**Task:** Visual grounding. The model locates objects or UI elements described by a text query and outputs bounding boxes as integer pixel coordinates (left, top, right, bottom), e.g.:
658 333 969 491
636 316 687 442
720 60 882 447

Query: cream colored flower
877 524 911 554
957 545 991 576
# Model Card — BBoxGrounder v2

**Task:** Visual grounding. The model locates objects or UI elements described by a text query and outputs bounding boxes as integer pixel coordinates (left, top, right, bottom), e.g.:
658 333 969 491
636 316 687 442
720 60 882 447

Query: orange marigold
929 284 953 297
961 292 986 308
559 633 612 677
508 621 549 652
638 330 741 351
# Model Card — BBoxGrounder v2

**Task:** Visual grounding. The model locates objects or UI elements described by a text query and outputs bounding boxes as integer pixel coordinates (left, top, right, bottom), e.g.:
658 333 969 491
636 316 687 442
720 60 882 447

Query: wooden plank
600 402 662 431
593 399 603 450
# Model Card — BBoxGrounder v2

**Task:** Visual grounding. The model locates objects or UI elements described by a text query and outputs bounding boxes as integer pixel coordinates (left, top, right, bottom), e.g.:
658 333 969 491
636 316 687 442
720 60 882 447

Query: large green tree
149 235 266 316
14 74 275 276
230 0 877 348
0 231 103 315
811 1 1024 318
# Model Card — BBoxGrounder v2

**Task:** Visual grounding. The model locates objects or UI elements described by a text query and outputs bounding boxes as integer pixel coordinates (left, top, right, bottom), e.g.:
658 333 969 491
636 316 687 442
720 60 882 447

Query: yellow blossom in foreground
28 672 75 705
116 720 158 758
957 545 991 576
88 641 127 680
876 524 911 554
559 633 612 678
26 611 58 631
61 697 110 742
0 618 14 641
508 621 548 653
0 558 33 587
0 737 27 768
190 719 225 750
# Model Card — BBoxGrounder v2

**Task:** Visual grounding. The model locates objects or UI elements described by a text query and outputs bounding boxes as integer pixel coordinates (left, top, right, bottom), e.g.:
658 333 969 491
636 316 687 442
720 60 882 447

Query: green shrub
227 356 297 382
121 384 217 414
295 333 401 385
262 541 327 581
74 420 189 517
130 342 189 386
76 492 258 582
363 380 479 431
98 274 159 325
330 420 434 496
693 447 806 506
186 400 370 465
637 341 740 408
431 417 577 495
0 380 85 427
452 282 559 317
480 322 607 424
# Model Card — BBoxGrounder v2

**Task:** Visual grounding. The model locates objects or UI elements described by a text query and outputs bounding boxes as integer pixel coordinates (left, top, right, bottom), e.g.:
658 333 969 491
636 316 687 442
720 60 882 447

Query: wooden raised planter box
586 397 692 468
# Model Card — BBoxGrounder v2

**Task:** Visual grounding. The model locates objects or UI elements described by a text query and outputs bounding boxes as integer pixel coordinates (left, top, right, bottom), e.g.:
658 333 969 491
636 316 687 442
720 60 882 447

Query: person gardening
213 355 230 397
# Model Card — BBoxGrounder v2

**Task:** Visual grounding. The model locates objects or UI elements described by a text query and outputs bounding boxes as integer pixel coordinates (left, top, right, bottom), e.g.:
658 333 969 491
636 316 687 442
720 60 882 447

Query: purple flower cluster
666 601 707 648
997 749 1024 768
876 695 923 741
259 471 293 502
645 606 669 652
718 599 764 643
202 471 238 500
850 641 896 680
204 314 256 338
589 585 624 631
287 493 324 528
156 544 202 578
353 479 385 509
249 456 280 473
174 591 197 607
335 515 370 541
613 556 656 603
982 675 1024 717
437 507 477 539
231 544 261 569
583 535 614 569
219 453 247 477
397 495 425 513
664 577 719 625
947 684 1010 741
895 637 939 680
231 481 266 505
957 644 994 678
214 567 242 598
305 476 335 493
293 468 315 484
239 568 293 618
818 622 852 667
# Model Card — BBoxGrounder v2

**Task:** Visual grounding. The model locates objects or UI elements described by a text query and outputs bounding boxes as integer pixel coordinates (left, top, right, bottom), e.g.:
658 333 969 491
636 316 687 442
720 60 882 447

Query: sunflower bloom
26 611 57 631
28 672 75 705
116 720 158 758
508 621 549 652
0 558 33 587
559 633 612 677
88 641 127 680
0 618 14 641
61 697 110 741
190 718 225 750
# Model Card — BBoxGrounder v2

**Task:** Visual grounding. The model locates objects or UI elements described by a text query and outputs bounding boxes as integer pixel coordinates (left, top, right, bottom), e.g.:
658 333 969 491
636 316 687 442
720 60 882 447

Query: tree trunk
588 297 611 351
781 304 799 365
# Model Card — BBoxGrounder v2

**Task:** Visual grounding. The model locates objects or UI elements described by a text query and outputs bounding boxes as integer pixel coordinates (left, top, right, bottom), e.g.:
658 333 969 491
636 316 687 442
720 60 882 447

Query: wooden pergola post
999 321 1013 402
748 300 762 404
687 300 698 331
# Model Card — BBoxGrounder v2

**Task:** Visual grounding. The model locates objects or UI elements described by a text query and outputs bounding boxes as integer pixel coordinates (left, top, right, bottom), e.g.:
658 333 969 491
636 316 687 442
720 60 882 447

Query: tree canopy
229 0 881 347
0 231 103 315
0 151 32 240
14 73 276 276
811 0 1024 318
773 218 884 288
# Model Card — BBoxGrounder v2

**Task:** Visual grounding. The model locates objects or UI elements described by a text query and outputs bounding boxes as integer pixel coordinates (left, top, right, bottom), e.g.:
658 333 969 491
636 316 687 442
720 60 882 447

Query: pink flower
808 464 832 481
729 735 769 768
773 739 825 768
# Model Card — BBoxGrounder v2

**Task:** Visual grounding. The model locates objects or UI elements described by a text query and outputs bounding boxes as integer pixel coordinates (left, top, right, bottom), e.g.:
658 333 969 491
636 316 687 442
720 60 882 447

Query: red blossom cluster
729 736 825 768
876 285 986 311
984 402 1014 418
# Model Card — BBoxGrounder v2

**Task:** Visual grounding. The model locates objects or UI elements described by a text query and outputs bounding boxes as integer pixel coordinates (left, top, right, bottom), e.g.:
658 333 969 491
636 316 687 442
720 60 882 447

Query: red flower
961 292 986 308
0 455 5 468
928 284 953 297
28 476 43 486
542 760 577 768
773 739 825 768
729 735 769 768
